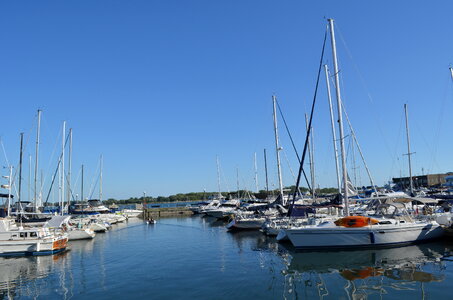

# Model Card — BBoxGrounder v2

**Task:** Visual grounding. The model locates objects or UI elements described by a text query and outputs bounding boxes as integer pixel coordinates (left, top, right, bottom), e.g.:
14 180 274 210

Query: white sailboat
284 18 444 250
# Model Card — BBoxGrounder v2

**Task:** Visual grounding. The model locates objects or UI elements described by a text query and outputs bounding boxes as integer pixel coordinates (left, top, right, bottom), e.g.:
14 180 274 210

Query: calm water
1 216 453 299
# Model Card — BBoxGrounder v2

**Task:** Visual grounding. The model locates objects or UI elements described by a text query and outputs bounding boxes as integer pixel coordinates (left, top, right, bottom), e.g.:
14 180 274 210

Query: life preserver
334 216 379 227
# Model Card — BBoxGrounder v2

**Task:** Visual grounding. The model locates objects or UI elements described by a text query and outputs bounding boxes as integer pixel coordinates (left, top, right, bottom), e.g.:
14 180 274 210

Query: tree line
102 186 339 205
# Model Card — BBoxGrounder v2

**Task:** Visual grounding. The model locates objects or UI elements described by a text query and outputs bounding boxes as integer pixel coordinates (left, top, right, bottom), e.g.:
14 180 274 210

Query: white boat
227 216 266 230
0 218 68 256
205 199 240 219
67 227 96 240
45 216 96 241
282 19 447 250
284 214 444 250
121 209 142 218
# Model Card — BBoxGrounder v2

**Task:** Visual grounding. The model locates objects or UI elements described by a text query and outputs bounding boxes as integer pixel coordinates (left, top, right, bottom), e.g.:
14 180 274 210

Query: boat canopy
393 197 438 204
44 216 71 228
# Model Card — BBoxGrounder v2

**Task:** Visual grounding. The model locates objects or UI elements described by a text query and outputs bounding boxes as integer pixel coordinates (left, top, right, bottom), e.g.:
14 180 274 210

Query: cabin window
30 232 37 237
20 232 27 238
11 234 18 238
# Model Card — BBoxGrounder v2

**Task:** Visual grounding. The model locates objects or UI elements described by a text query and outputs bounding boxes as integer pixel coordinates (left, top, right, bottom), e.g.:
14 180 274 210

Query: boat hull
285 222 444 250
0 236 68 256
227 218 265 230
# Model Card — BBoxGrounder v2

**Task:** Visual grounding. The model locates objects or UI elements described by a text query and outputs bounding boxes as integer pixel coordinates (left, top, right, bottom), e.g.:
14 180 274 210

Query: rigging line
218 160 230 194
429 76 450 173
290 26 328 211
282 149 303 197
43 132 71 205
88 174 100 200
88 160 101 200
336 24 394 161
11 126 34 197
413 118 441 172
388 109 405 180
71 167 82 195
276 99 312 191
341 100 378 193
0 138 21 200
39 123 61 199
276 100 300 162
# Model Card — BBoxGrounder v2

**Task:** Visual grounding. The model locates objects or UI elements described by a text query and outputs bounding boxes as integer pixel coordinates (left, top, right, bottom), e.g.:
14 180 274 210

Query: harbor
1 215 453 299
2 1 453 299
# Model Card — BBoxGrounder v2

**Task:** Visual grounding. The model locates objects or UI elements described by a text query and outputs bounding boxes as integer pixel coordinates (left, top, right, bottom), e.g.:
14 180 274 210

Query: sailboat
284 18 444 250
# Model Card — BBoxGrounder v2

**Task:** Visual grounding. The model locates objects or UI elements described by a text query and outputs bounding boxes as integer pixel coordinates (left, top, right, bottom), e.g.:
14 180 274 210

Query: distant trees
102 186 339 205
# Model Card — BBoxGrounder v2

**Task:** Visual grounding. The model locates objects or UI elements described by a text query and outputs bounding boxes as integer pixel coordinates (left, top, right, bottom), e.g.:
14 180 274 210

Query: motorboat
0 218 68 256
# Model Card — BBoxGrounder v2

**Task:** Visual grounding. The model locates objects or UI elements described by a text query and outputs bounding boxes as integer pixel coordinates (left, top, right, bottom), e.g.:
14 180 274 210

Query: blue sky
0 1 452 200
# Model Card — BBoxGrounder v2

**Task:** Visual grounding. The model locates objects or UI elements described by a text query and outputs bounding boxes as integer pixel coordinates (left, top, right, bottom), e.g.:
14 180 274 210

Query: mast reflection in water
0 217 452 299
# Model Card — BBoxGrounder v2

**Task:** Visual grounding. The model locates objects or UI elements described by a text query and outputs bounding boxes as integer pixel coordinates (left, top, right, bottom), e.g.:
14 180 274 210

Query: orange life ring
334 216 379 227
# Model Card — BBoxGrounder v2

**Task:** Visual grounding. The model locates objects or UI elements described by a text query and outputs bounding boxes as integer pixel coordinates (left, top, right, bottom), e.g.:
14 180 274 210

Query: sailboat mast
18 133 24 202
254 152 258 193
61 121 66 215
67 128 72 205
324 65 341 193
404 104 414 195
305 114 316 200
34 109 41 211
6 166 12 217
328 18 349 216
272 95 284 204
81 164 84 202
236 167 240 198
263 149 269 194
100 154 103 202
28 155 31 203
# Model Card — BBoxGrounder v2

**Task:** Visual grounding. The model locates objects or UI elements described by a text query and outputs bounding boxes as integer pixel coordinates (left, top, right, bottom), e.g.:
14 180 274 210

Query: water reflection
1 217 453 300
0 251 69 299
280 241 452 299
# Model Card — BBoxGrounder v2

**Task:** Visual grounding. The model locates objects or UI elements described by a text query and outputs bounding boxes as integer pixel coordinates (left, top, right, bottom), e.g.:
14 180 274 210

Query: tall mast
67 128 72 205
404 104 414 195
254 152 259 193
100 154 103 202
28 155 31 203
34 109 41 210
324 65 341 193
18 133 24 202
81 164 84 202
328 18 349 216
305 114 316 200
216 156 221 198
6 166 12 217
263 149 269 194
236 167 240 198
272 95 284 203
61 121 66 215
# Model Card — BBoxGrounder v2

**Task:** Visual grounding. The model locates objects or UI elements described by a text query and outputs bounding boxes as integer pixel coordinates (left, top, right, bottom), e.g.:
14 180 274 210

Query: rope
276 99 312 191
290 26 328 214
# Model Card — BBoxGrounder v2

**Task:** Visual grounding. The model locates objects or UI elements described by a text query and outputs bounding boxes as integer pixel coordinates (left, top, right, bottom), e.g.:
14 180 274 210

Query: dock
143 207 193 219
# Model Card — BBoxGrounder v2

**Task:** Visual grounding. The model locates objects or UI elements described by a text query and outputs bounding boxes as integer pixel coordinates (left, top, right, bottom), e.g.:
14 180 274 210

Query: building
392 172 453 189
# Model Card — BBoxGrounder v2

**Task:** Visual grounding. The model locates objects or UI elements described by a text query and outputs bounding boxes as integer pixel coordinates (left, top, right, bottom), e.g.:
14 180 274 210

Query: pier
142 207 193 219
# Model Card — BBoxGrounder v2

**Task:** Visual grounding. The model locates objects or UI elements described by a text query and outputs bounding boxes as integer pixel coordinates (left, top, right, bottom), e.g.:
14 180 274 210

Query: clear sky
0 1 452 200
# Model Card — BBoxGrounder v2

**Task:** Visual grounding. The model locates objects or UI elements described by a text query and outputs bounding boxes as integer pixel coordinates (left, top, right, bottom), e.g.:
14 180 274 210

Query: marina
1 216 453 299
1 1 453 299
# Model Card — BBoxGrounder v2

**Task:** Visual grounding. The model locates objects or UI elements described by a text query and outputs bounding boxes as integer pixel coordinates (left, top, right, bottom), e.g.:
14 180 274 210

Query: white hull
285 221 444 249
89 222 108 232
121 210 142 218
68 229 96 240
226 218 265 230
